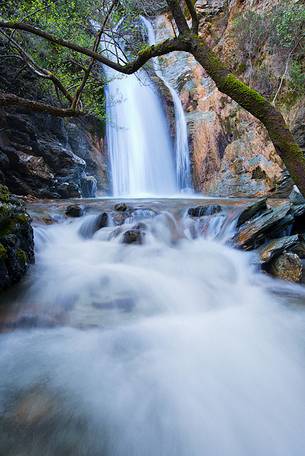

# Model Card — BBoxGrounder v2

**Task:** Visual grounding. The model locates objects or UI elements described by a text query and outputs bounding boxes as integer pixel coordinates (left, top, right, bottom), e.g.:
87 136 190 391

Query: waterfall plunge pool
0 198 305 456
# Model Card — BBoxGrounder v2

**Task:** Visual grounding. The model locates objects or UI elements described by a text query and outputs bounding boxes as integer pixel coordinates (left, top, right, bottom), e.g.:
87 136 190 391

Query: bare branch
184 0 199 34
166 0 190 34
0 21 184 74
0 93 82 117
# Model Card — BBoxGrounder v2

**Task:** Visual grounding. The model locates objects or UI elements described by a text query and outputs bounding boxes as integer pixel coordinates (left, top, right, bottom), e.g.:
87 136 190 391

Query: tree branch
0 21 183 74
166 1 190 34
0 93 82 117
184 0 199 34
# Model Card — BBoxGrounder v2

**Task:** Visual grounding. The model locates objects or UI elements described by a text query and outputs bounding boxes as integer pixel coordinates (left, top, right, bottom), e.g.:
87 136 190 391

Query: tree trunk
190 36 305 196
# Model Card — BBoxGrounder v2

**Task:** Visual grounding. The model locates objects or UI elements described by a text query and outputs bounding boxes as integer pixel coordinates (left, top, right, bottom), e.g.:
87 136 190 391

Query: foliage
232 1 305 102
0 0 108 118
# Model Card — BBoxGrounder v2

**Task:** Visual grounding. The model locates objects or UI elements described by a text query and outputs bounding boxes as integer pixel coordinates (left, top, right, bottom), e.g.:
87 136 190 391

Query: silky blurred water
0 201 305 455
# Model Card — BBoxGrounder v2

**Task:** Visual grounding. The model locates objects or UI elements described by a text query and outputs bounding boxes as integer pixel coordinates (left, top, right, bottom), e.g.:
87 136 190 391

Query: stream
0 198 305 455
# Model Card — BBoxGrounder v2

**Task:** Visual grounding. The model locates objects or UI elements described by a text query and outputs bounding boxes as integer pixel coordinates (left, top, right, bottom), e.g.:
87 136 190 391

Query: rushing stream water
0 199 305 455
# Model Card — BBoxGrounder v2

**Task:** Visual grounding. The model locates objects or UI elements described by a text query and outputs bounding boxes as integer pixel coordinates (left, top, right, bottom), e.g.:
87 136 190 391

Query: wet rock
259 235 299 264
188 205 222 217
237 199 267 227
269 253 303 283
234 202 292 250
114 203 129 212
65 205 84 218
0 185 34 292
289 187 305 205
96 212 109 230
122 229 145 245
78 212 109 239
111 212 129 226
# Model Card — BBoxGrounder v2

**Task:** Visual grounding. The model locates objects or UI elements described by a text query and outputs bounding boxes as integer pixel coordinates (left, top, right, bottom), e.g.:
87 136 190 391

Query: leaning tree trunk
189 36 305 196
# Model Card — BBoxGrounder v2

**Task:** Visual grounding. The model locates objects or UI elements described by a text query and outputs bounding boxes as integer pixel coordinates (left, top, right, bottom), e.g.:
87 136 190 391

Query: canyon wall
0 39 108 199
153 0 304 196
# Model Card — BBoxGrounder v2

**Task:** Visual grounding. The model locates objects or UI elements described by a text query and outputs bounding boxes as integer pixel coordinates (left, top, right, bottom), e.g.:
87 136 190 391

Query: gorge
0 1 305 455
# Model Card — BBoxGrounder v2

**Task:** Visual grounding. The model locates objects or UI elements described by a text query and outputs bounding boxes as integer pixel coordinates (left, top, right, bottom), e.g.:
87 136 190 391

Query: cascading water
1 199 305 455
141 17 192 191
103 26 177 196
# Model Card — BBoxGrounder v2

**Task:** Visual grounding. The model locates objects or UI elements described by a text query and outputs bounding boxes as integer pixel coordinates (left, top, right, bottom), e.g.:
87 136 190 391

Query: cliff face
153 0 304 197
0 109 108 198
0 39 108 199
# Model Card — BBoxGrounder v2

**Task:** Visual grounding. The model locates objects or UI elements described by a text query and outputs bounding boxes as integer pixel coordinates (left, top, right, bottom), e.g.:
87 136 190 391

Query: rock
78 212 109 239
65 205 84 218
0 59 108 199
188 205 222 217
289 186 305 205
237 198 267 227
259 235 299 264
269 252 303 283
234 202 292 250
122 229 145 245
114 203 129 212
0 185 34 291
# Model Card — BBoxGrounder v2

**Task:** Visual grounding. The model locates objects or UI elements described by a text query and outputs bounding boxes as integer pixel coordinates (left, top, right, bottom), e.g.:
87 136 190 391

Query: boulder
114 203 129 212
65 205 84 218
0 185 34 291
259 235 299 264
234 202 292 250
122 229 145 245
289 186 305 205
188 205 222 217
237 198 267 227
269 253 303 283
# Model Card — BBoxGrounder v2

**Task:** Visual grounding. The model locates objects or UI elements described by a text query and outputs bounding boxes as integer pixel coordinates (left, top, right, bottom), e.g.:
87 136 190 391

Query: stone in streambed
259 235 300 264
237 198 267 227
234 202 292 250
269 252 303 283
114 203 129 212
122 229 145 245
188 205 222 217
65 204 84 218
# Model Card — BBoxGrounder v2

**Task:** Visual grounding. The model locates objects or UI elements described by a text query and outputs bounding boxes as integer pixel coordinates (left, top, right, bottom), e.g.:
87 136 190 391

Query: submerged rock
122 229 145 245
65 205 84 218
0 185 34 291
188 205 222 217
269 252 303 283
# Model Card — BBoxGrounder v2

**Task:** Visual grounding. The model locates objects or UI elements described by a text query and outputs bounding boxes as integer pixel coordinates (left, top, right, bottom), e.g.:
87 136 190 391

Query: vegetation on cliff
0 185 34 291
0 0 304 194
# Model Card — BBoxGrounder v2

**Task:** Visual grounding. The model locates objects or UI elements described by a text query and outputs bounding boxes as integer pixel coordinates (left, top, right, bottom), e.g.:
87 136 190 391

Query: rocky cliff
153 0 304 197
0 39 108 199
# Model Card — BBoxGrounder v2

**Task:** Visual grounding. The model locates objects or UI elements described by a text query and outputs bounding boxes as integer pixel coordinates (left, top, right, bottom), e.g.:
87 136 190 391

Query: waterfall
103 31 177 197
141 17 192 191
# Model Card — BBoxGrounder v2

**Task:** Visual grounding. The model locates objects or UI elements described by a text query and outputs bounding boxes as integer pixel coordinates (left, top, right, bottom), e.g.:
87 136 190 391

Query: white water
1 203 305 455
141 17 192 191
104 30 177 196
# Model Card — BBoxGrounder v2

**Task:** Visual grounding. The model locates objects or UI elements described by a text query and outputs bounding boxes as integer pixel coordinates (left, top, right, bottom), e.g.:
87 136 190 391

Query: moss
16 249 27 265
15 213 29 225
0 243 7 259
0 185 10 203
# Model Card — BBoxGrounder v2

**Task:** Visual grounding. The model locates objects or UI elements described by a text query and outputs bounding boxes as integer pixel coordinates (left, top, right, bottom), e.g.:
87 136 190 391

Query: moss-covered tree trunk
190 36 305 195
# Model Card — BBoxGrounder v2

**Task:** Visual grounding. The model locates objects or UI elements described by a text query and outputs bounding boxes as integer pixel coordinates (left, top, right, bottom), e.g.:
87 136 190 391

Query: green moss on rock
0 243 7 259
16 249 28 265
